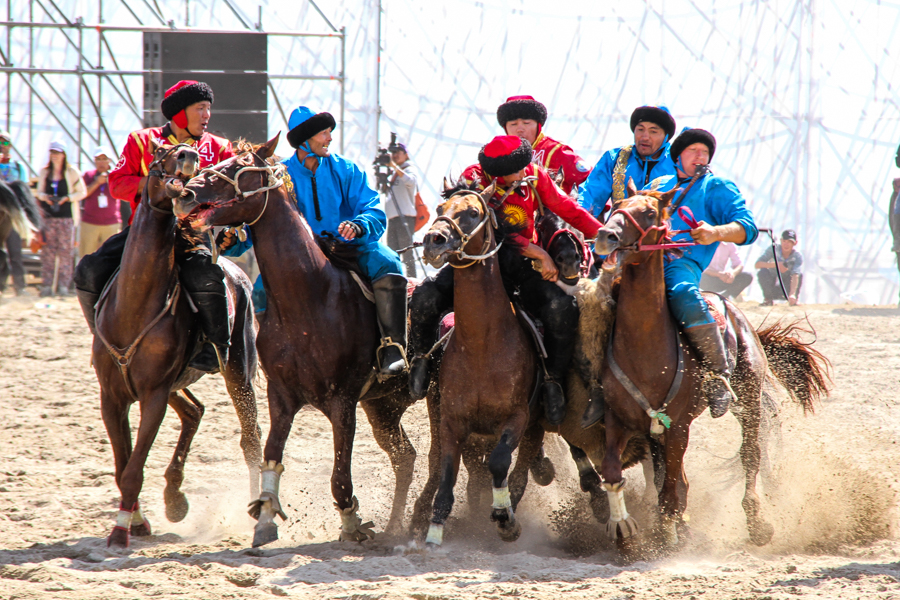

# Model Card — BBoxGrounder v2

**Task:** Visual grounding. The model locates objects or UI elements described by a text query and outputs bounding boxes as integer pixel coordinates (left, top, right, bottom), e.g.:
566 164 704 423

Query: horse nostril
605 232 619 246
429 233 448 246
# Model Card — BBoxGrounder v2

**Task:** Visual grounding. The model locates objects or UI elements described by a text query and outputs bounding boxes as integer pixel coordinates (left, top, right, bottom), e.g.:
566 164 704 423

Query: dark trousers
0 229 26 292
758 269 802 301
409 245 579 379
386 216 417 278
699 272 753 299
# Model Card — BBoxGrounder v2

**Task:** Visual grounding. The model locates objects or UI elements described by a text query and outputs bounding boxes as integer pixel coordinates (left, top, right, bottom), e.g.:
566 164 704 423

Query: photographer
384 141 419 277
80 147 120 257
37 139 86 297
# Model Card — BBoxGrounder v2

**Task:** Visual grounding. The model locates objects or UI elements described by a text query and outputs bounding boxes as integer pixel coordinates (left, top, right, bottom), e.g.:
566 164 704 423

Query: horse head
594 177 677 266
423 181 497 268
144 140 201 214
176 134 281 232
536 211 585 284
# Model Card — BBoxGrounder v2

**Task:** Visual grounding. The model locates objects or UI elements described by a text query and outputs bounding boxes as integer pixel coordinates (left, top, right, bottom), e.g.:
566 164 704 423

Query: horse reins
197 154 285 233
433 192 503 268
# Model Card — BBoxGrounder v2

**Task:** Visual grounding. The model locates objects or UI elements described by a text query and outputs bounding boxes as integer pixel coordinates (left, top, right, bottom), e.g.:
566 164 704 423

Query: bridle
144 143 195 216
545 227 594 278
608 204 700 253
195 151 285 231
432 192 503 269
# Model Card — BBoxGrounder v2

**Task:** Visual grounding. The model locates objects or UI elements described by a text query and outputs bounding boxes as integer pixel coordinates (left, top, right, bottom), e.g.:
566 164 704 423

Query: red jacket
531 132 591 195
109 124 234 224
460 163 600 252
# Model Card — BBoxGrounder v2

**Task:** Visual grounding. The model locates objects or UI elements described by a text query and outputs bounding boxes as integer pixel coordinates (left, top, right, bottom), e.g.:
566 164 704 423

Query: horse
0 178 42 291
589 184 830 552
536 209 593 286
176 135 420 547
92 141 262 548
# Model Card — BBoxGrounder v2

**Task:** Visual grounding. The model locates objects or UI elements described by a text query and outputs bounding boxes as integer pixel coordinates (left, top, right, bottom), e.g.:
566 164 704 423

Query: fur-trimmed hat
287 106 337 149
160 80 214 120
478 135 533 178
629 105 676 140
670 128 717 163
496 95 548 129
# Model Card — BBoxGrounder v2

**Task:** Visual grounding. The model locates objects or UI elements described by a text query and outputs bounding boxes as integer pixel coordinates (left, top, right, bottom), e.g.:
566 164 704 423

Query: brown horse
177 135 419 547
93 142 261 548
590 186 829 552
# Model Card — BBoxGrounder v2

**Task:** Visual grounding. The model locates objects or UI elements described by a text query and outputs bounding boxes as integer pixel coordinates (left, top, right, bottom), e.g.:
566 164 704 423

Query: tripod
381 180 428 277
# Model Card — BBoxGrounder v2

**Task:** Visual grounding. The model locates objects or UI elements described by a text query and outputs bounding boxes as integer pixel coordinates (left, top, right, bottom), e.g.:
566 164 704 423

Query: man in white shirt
699 242 753 299
384 142 419 277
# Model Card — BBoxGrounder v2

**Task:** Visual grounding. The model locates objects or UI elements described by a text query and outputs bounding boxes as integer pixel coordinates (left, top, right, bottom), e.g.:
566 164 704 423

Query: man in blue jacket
224 106 408 380
580 105 677 221
647 128 758 419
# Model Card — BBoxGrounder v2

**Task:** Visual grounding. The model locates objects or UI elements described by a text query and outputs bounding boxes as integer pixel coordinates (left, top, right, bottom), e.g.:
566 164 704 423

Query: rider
580 105 677 221
408 135 601 425
74 80 235 373
498 95 591 195
646 128 757 419
221 106 409 380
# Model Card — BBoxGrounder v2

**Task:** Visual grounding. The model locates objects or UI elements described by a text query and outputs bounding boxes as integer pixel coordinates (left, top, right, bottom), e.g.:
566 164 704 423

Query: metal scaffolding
1 0 346 175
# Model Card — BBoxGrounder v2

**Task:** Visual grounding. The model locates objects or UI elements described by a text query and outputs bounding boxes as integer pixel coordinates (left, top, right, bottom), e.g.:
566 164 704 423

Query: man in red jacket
497 95 591 195
74 80 235 373
408 136 600 425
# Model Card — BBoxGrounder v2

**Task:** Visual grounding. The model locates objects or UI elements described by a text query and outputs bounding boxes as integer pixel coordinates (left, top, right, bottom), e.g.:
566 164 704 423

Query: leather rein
433 191 503 269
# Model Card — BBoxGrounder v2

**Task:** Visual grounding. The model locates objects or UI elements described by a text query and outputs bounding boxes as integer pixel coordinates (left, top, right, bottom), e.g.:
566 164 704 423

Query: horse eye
467 208 478 218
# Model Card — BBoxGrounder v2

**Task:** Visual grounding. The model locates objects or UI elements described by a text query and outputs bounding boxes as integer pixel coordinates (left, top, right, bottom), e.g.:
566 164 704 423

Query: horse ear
148 137 161 156
259 132 280 158
480 182 496 203
626 177 638 198
658 188 678 209
443 176 453 192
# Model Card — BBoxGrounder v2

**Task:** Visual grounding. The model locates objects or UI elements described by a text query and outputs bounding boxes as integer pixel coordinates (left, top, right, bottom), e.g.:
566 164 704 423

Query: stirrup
376 337 409 375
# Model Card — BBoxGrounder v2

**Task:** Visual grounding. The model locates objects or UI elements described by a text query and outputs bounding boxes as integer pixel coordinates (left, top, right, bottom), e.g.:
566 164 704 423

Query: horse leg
528 443 556 487
162 390 204 524
249 381 302 548
488 420 526 542
570 443 610 524
735 386 775 546
508 423 545 510
360 394 416 536
330 400 374 542
100 389 134 547
107 389 169 548
462 443 490 511
426 423 465 547
658 426 691 549
410 388 442 538
600 414 639 542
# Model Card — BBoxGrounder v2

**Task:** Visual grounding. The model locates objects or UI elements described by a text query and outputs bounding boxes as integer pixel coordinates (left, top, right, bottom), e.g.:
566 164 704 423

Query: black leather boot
373 274 409 381
683 322 734 418
541 378 566 426
189 291 230 373
75 288 100 335
580 384 606 428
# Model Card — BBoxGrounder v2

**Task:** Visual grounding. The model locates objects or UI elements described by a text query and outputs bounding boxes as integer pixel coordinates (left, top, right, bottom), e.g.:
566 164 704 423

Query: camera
372 132 401 191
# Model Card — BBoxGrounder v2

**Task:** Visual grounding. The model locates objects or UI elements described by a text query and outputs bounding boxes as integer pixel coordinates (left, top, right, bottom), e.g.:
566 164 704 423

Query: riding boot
538 294 579 427
581 383 606 429
408 266 455 399
683 322 734 418
75 288 100 335
189 291 230 373
373 274 409 381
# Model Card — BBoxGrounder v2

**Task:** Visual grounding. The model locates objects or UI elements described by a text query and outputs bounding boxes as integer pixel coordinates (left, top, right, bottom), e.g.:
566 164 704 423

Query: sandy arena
1 295 900 599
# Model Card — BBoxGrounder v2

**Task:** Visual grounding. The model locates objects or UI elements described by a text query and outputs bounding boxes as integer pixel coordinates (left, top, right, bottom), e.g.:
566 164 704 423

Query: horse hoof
107 526 130 549
749 520 775 546
164 490 190 523
130 520 152 537
530 456 556 487
252 522 279 548
497 517 522 542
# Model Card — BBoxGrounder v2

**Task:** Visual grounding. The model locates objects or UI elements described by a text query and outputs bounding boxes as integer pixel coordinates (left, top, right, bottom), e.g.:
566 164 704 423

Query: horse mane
234 138 281 166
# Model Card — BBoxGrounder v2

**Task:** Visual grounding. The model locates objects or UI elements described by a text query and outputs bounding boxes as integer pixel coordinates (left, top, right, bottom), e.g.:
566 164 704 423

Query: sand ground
2 295 900 599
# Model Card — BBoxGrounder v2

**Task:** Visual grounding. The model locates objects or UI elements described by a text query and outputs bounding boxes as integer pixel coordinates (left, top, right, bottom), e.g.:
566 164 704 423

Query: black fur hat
286 106 337 149
160 81 214 120
670 128 717 163
629 105 676 139
496 95 548 128
478 136 533 178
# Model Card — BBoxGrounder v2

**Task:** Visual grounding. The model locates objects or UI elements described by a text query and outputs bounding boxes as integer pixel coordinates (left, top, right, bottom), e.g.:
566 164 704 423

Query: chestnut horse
93 142 261 548
177 135 419 547
591 186 829 551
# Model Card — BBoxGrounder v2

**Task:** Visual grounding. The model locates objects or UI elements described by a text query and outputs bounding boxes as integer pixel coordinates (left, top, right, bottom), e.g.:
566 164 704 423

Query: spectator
0 130 28 296
36 140 85 297
700 242 753 299
80 147 120 257
755 229 803 306
384 141 419 277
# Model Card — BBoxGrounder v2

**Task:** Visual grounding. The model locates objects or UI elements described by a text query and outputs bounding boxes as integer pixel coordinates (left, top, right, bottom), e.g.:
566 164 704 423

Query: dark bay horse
590 185 830 552
177 135 419 547
93 142 261 548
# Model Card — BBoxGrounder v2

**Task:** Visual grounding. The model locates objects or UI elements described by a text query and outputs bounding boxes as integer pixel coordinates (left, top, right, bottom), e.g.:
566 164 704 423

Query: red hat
496 95 548 129
478 136 533 177
160 80 214 121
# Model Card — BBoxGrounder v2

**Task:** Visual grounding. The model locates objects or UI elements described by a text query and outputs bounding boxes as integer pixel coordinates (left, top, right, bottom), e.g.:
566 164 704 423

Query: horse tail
0 179 43 236
757 319 832 414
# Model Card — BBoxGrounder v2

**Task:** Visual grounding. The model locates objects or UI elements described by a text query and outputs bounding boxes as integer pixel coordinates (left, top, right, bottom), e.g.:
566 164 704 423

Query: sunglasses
0 140 10 147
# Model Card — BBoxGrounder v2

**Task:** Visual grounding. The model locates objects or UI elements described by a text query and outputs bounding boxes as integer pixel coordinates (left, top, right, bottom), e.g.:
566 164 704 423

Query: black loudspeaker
143 32 267 143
